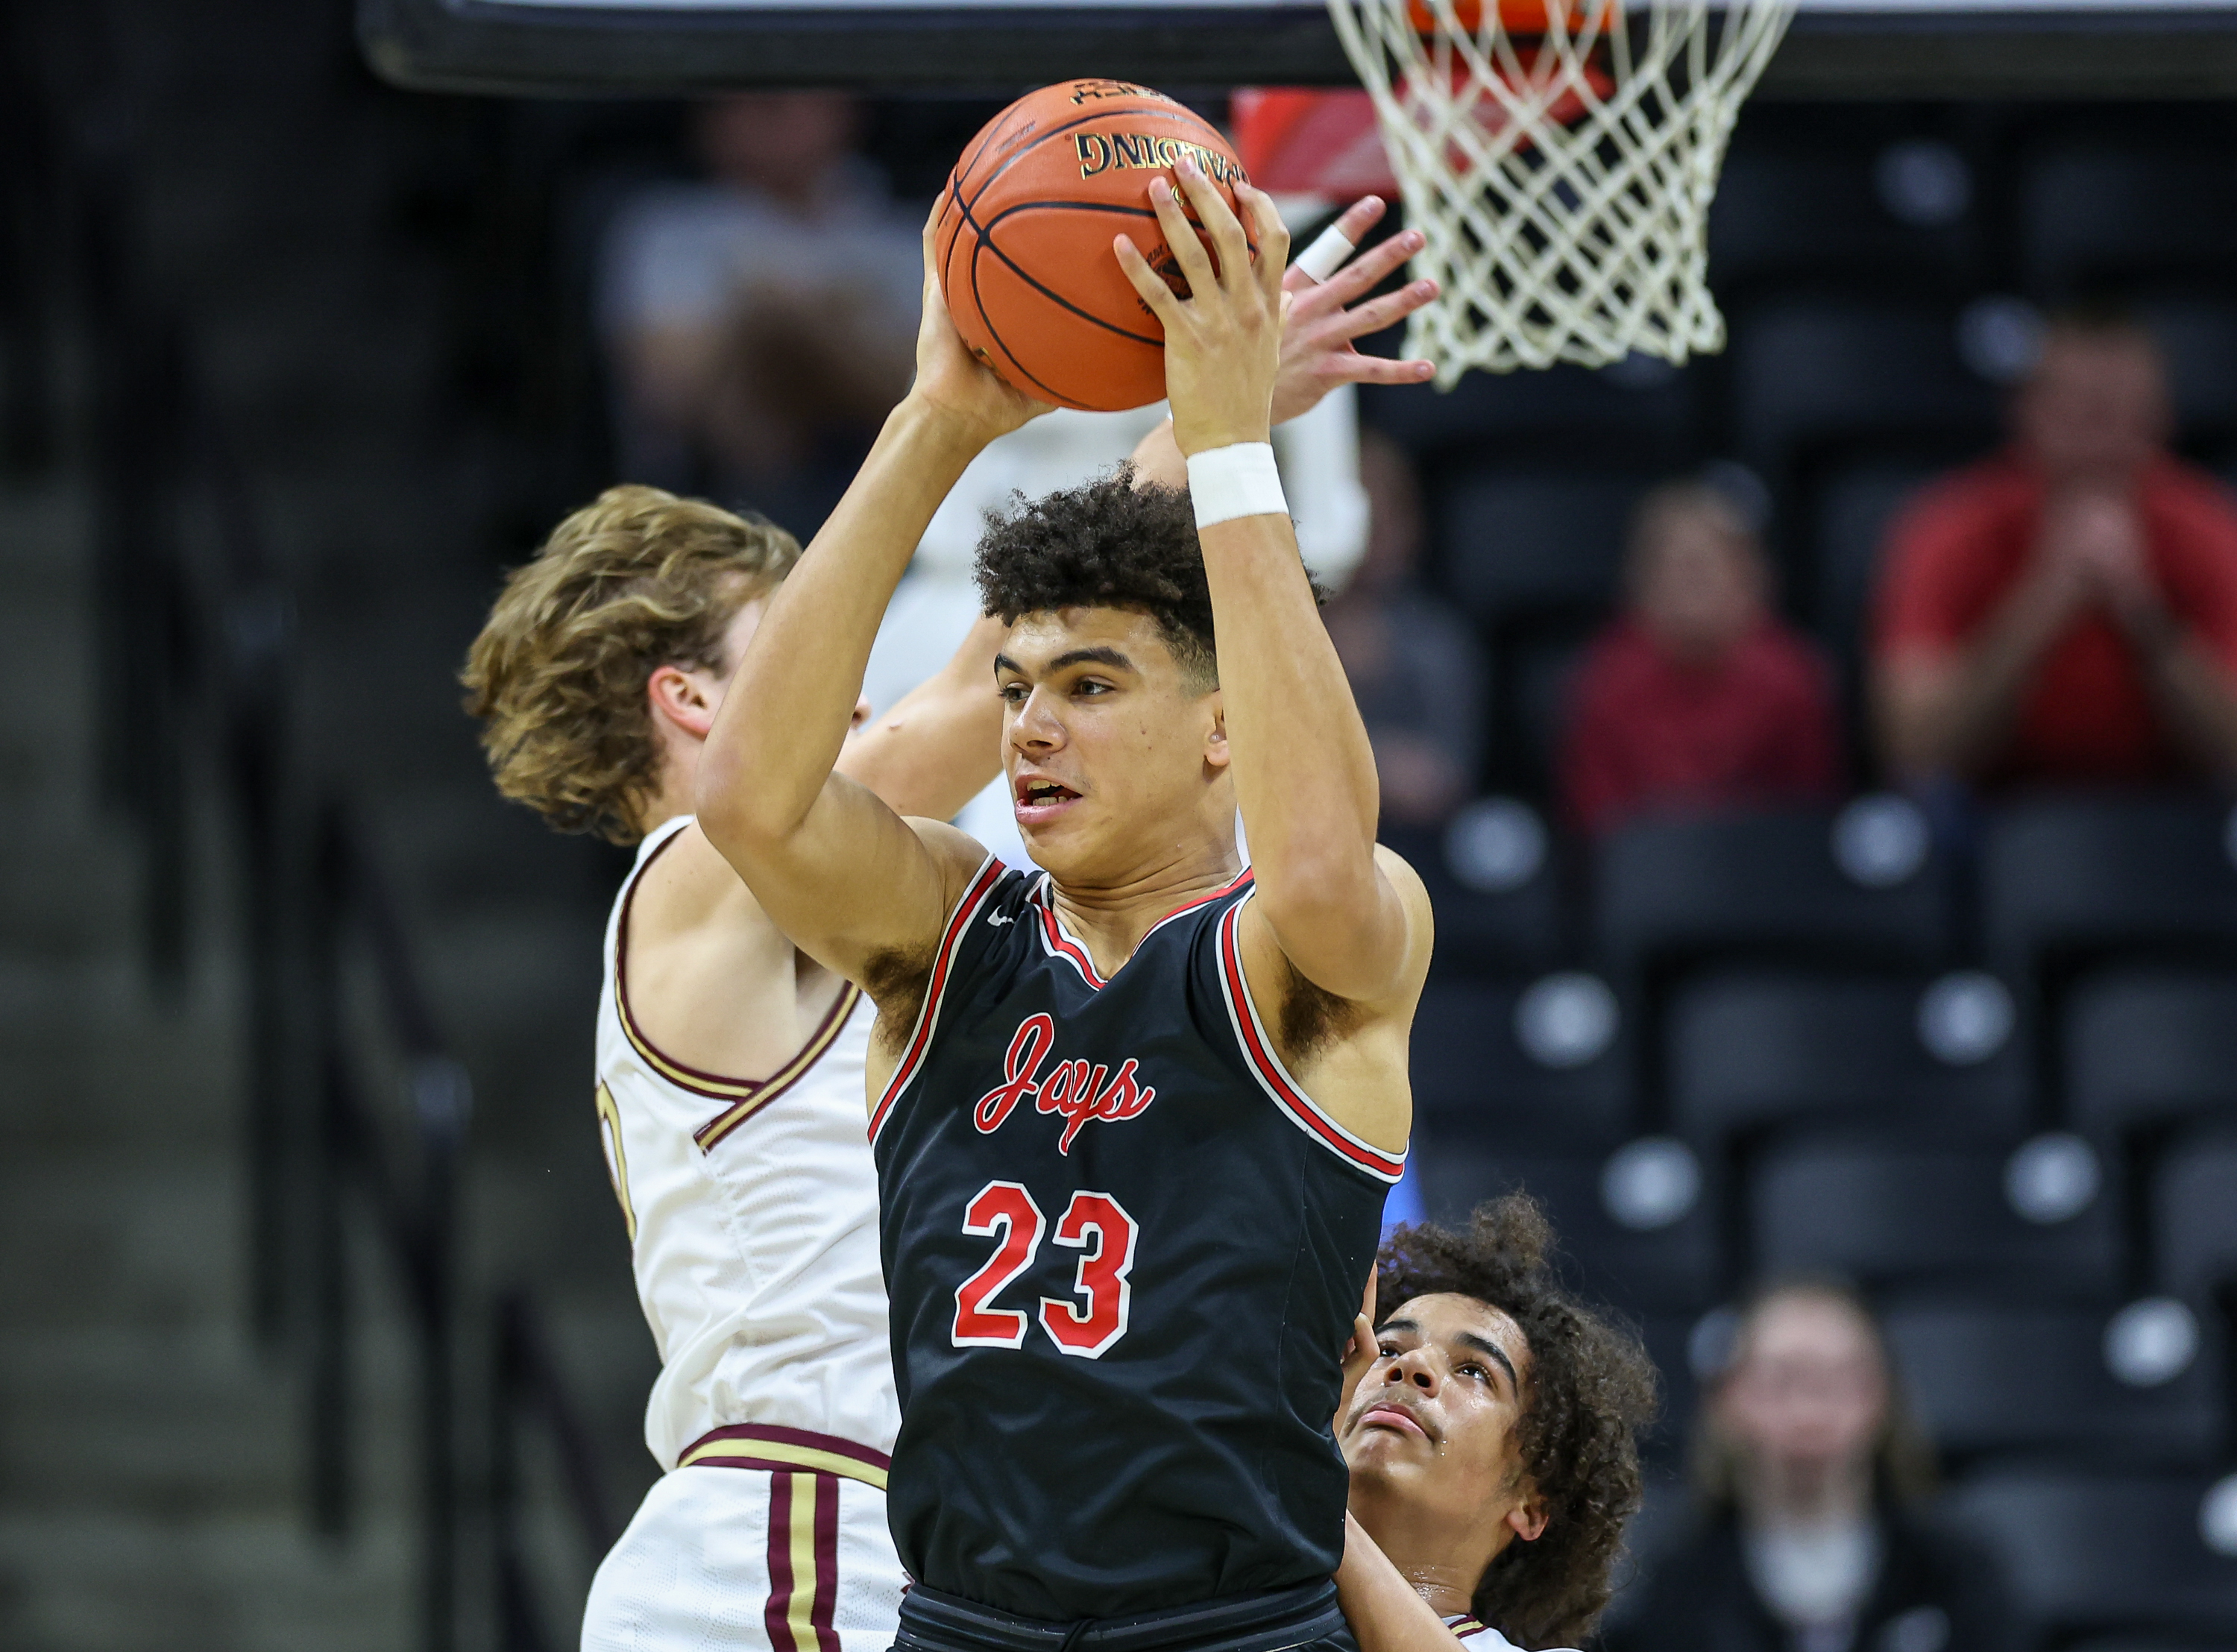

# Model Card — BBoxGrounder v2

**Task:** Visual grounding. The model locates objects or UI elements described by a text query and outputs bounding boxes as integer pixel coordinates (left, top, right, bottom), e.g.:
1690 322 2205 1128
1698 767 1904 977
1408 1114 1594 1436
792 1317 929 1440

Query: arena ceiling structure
360 0 2237 98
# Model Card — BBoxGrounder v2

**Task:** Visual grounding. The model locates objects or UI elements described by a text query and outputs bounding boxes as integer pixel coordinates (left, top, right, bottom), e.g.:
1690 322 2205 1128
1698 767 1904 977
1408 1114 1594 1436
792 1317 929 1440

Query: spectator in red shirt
1873 310 2237 789
1561 483 1842 837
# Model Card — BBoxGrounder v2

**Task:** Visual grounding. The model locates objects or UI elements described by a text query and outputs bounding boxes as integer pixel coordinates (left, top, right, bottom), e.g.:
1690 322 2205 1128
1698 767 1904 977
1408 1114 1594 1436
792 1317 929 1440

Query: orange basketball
934 80 1253 414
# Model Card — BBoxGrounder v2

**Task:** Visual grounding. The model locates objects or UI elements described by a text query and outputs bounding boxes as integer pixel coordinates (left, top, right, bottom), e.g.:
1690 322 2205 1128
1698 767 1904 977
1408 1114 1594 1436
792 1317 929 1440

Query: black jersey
870 857 1404 1623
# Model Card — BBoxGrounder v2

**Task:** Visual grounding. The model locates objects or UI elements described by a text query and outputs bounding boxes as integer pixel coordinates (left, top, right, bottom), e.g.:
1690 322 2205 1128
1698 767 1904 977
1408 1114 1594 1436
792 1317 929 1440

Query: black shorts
893 1581 1358 1652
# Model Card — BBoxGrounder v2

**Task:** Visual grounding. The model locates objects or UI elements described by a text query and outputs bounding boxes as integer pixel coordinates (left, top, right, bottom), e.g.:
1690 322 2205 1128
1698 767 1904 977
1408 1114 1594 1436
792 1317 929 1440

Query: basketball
934 80 1254 413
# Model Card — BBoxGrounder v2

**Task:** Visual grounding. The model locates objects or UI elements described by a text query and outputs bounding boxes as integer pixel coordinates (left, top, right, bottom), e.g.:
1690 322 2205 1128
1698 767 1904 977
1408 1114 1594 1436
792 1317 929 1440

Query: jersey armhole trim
1214 895 1408 1185
869 854 1007 1147
692 983 863 1152
613 820 864 1138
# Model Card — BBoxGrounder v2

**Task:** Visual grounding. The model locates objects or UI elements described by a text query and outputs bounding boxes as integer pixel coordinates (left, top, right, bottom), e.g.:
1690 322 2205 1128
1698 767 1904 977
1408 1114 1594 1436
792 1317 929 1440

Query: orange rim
1405 0 1617 34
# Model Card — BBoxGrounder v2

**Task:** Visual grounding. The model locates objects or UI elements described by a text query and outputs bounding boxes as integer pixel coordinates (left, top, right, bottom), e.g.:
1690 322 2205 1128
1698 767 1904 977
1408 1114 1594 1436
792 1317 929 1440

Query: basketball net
1324 0 1794 380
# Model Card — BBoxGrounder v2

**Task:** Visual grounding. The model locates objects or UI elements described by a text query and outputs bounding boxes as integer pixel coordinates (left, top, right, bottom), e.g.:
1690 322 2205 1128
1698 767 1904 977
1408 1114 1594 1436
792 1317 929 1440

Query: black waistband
896 1581 1347 1652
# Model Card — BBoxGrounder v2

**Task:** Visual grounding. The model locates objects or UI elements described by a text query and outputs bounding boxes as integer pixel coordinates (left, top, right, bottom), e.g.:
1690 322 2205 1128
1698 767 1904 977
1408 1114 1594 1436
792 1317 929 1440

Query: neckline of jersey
1030 866 1253 989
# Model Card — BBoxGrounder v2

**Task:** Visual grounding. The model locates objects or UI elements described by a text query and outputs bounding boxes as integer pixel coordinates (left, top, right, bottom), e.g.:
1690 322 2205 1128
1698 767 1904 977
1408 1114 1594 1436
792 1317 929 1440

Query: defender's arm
698 224 1045 986
837 615 1008 822
1116 163 1424 1008
1335 1513 1474 1652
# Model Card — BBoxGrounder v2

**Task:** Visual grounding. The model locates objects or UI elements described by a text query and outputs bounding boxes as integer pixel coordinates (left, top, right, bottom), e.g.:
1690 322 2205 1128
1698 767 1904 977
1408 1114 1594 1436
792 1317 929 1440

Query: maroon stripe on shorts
811 1473 843 1652
764 1471 799 1652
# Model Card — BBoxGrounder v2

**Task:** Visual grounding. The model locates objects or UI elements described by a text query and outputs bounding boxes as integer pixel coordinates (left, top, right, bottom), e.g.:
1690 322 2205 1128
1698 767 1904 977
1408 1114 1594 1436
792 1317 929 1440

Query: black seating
1708 145 1977 303
2153 1130 2237 1307
1952 1468 2237 1642
1752 1134 2121 1299
1596 809 1949 984
1981 796 2237 983
2065 967 2237 1143
1805 459 1939 668
1363 362 1696 469
1730 300 1997 480
1670 971 2029 1148
2142 300 2237 451
1885 1302 2222 1466
1408 978 1632 1146
2021 145 2237 298
1380 818 1564 977
1411 1135 1721 1314
1435 469 1652 633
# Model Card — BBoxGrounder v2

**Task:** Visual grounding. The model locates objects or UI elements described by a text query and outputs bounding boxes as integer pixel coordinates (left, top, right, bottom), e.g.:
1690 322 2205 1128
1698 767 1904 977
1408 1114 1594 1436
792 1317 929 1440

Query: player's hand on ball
910 205 1051 443
1273 198 1438 426
1115 160 1288 457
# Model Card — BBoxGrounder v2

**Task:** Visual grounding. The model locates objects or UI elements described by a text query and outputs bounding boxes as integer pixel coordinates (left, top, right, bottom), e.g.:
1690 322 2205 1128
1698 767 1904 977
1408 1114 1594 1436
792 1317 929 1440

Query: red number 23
951 1180 1137 1359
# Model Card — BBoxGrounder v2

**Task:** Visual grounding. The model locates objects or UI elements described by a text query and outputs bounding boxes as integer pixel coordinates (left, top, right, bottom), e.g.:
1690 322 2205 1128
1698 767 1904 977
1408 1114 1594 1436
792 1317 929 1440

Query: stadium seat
1435 469 1653 632
1408 977 1632 1146
2020 145 2237 298
2141 300 2237 451
1980 796 2237 982
1951 1468 2237 1643
2153 1129 2237 1307
2065 967 2237 1142
1669 971 2030 1148
1362 361 1696 469
1411 1135 1722 1314
1596 807 1950 984
1380 816 1565 977
1751 1133 2121 1299
1805 460 1939 668
1729 300 1998 481
1708 145 1978 303
1884 1301 2223 1466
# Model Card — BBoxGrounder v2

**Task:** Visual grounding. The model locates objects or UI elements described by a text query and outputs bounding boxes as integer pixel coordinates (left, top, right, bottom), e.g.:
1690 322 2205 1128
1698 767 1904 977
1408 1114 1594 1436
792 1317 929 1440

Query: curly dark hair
972 467 1224 691
1377 1196 1658 1651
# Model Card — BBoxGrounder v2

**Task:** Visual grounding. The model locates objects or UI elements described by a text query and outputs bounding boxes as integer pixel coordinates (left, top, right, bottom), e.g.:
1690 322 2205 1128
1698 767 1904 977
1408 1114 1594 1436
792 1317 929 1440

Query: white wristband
1186 442 1288 529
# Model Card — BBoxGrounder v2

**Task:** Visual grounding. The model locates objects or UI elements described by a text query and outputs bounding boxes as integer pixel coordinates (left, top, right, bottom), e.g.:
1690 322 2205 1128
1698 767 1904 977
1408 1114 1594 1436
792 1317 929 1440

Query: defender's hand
1115 159 1289 457
1274 199 1438 426
907 205 1051 445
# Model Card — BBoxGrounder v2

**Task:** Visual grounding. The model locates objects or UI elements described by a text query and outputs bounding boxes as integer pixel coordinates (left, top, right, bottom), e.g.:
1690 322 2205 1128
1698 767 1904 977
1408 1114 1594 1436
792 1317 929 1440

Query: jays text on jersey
871 857 1406 1622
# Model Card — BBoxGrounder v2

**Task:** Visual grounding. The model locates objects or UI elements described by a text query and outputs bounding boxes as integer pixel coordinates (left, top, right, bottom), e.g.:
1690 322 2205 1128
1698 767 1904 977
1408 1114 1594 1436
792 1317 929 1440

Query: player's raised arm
1116 161 1428 1009
834 614 1007 822
696 224 1045 985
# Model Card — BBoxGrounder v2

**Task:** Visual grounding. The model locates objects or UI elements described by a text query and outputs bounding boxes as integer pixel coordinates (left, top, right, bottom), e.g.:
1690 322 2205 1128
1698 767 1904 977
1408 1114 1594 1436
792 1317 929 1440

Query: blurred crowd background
6 0 2237 1648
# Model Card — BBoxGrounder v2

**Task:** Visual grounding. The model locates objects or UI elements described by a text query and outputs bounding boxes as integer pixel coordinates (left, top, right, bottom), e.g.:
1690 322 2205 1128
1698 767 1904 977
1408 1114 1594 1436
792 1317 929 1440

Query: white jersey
593 814 898 1475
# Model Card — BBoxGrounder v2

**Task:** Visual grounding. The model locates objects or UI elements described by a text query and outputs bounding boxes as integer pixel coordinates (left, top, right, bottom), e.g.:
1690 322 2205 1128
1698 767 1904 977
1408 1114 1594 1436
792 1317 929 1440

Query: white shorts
583 1464 907 1652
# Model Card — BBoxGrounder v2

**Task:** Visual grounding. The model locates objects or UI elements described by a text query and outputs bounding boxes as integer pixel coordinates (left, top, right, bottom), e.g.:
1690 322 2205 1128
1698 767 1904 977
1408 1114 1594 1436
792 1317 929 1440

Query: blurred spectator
1613 1284 2012 1652
1873 309 2237 789
1561 483 1841 837
1325 431 1486 827
599 93 921 532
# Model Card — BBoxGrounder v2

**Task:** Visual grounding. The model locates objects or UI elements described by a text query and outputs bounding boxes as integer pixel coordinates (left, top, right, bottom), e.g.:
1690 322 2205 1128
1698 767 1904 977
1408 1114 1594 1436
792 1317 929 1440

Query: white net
1325 0 1796 381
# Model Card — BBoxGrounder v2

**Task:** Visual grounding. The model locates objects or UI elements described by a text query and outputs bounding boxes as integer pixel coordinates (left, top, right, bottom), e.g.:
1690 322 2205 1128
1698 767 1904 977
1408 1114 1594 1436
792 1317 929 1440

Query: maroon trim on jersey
690 982 861 1153
1215 898 1408 1185
1030 867 1254 991
870 855 1008 1146
614 822 858 1130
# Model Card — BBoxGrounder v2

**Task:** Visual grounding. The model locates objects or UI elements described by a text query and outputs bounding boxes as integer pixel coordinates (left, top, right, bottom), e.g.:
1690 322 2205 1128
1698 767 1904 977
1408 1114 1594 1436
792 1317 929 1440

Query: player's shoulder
900 816 1010 907
625 819 777 948
1372 841 1437 983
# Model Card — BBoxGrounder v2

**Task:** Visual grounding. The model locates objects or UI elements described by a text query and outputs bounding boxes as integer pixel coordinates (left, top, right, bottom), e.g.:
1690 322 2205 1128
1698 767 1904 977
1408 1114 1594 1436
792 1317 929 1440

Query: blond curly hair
462 485 802 845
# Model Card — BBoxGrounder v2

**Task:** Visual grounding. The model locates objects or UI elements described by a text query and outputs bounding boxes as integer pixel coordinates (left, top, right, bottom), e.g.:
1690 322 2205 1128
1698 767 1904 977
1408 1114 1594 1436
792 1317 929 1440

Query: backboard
361 0 2237 99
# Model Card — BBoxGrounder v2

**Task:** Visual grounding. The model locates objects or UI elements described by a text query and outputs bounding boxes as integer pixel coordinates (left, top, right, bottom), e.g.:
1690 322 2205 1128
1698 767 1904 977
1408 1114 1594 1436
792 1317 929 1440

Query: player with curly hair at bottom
1333 1194 1659 1652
